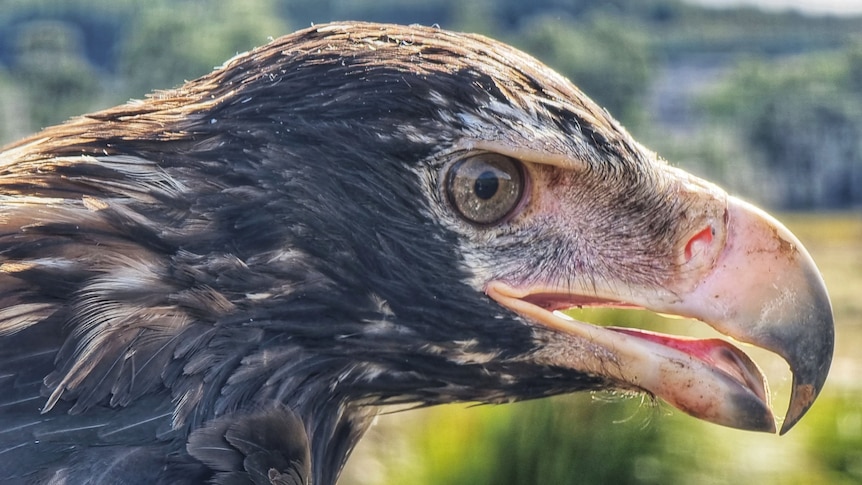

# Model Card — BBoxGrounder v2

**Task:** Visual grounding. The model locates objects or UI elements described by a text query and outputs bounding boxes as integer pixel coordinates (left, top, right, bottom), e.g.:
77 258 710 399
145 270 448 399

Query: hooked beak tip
716 198 834 434
667 197 834 434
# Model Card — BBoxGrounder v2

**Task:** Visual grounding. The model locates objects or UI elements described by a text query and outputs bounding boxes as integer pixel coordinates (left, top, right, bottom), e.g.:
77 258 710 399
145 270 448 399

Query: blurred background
0 0 859 483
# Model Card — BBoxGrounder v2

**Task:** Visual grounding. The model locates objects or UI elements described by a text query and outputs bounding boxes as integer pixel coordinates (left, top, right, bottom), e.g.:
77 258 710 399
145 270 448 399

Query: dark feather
188 407 310 485
0 21 645 484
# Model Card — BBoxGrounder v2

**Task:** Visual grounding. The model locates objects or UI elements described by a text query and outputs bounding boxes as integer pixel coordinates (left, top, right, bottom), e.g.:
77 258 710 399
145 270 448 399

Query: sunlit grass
343 213 862 485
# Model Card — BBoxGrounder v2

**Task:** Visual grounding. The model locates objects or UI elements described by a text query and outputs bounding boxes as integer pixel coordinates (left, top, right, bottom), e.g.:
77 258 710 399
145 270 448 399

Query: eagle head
0 22 832 485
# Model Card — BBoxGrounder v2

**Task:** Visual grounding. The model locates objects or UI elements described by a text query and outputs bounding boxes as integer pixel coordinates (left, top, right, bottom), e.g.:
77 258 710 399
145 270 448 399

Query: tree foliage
9 20 100 132
703 51 862 209
513 14 653 126
119 0 287 98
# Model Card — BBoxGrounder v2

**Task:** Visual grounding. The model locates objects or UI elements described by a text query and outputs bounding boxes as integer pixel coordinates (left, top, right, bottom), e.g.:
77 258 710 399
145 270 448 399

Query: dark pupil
474 170 499 200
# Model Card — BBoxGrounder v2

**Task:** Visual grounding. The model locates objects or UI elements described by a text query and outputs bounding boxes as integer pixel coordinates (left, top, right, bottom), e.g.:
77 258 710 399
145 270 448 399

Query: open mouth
522 292 769 406
487 282 777 432
604 327 769 407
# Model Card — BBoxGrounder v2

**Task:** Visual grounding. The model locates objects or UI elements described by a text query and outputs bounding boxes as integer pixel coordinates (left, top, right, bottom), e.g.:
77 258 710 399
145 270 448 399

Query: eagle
0 22 833 485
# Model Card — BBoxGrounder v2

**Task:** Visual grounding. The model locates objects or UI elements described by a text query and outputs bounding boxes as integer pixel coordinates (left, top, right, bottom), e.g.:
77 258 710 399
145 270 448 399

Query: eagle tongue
608 326 771 410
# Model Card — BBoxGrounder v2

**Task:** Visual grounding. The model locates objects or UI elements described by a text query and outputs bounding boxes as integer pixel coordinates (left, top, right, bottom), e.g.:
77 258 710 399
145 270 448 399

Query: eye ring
446 153 526 225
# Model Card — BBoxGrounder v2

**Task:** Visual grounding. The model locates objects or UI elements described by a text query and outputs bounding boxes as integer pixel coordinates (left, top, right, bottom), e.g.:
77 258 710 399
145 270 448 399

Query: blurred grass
343 213 862 485
782 213 862 325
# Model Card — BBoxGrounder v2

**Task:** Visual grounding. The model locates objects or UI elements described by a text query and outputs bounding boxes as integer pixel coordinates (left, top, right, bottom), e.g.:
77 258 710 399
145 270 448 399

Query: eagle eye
447 153 525 225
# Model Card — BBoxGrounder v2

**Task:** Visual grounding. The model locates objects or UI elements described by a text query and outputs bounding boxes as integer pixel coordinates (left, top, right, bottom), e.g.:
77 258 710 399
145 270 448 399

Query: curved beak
663 197 834 434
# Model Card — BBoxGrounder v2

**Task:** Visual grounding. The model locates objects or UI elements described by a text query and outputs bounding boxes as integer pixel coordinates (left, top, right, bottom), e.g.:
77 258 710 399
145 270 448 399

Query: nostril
685 226 714 262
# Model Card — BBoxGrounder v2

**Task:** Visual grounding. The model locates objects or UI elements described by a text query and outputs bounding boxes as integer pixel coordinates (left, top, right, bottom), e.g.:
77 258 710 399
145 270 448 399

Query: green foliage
0 0 287 131
652 5 857 59
702 51 862 208
847 43 862 93
9 20 100 131
118 0 287 98
448 0 497 35
804 391 862 484
513 14 653 127
377 396 684 485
